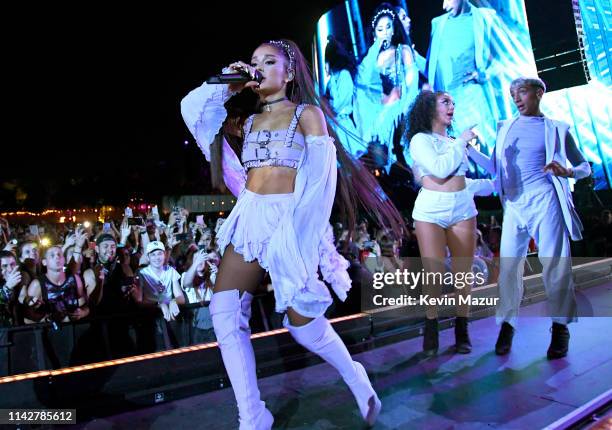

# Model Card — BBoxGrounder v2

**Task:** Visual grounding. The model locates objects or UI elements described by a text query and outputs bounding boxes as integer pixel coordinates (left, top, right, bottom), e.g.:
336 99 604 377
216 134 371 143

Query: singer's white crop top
241 104 306 170
408 132 469 183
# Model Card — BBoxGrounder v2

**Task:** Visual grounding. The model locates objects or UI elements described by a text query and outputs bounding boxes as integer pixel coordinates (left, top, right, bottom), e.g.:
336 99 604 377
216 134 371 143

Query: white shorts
412 187 478 229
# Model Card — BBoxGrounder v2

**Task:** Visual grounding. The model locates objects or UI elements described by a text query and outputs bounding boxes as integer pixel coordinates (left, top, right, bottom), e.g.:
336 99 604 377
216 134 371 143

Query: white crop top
408 132 469 183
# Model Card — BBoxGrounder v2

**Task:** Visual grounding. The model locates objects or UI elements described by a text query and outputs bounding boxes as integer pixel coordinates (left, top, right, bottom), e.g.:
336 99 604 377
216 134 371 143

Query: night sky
3 1 343 209
4 0 582 210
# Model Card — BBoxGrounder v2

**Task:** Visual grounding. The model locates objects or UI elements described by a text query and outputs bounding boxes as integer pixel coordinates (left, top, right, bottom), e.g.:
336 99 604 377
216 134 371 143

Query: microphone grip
206 70 263 84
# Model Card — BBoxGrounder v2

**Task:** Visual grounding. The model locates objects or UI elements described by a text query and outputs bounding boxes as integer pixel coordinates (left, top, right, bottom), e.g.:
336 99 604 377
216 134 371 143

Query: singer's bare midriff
246 166 297 194
421 175 466 192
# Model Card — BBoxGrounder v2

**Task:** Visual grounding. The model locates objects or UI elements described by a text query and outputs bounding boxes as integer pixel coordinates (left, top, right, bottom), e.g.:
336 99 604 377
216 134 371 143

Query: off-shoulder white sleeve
180 82 236 161
409 133 467 179
180 82 246 197
267 135 350 317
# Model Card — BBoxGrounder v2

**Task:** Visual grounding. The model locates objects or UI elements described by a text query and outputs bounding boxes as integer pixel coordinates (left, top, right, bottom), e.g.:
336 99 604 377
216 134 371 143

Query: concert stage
72 280 612 429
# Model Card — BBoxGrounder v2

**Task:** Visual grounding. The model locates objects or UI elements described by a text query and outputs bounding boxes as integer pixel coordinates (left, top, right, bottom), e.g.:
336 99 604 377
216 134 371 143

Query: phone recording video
128 217 145 226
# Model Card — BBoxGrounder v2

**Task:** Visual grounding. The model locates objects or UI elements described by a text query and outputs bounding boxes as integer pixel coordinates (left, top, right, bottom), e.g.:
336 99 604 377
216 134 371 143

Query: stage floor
77 281 612 429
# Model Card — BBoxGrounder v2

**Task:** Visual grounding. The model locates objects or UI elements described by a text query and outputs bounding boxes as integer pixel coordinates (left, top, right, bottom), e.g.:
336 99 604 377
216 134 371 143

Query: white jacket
468 116 591 240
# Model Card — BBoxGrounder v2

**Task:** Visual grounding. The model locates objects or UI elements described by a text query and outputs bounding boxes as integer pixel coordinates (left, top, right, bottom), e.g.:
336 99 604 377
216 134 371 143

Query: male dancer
468 77 591 359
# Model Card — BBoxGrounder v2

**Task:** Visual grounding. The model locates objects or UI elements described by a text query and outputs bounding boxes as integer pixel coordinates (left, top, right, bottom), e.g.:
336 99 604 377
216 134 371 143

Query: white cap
146 241 165 255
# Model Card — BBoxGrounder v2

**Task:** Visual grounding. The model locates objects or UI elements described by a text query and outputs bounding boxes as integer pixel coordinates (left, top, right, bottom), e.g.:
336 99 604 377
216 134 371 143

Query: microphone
207 69 263 84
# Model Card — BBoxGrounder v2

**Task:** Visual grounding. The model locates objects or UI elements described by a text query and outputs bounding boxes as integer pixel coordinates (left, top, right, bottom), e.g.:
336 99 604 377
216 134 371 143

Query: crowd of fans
0 208 222 333
1 206 611 340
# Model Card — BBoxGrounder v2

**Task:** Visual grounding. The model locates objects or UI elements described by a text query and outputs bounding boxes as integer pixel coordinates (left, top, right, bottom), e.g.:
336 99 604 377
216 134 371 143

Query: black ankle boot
547 322 570 359
495 322 514 355
423 318 439 356
454 317 472 354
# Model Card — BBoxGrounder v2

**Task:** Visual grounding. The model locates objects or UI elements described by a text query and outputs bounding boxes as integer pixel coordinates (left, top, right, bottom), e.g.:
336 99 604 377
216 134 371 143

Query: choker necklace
262 97 288 112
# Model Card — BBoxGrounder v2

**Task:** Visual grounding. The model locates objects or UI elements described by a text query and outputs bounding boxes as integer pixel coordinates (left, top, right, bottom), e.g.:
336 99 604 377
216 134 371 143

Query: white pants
496 185 577 327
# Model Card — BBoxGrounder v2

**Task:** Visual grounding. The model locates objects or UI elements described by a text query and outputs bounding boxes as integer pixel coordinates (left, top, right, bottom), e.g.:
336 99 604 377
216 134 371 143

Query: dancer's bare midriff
421 174 466 192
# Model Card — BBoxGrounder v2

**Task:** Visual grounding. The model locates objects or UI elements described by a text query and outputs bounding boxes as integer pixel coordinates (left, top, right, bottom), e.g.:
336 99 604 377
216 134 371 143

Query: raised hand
64 234 77 248
459 124 478 144
224 61 261 93
75 229 88 249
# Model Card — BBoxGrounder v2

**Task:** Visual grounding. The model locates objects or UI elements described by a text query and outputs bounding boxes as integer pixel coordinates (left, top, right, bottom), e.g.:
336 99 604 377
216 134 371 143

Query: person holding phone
181 249 218 343
405 90 494 356
84 233 137 315
23 246 89 324
180 38 407 428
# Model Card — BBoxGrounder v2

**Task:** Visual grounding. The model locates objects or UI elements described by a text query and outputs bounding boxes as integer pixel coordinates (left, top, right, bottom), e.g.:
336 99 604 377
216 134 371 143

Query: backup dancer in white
405 90 493 356
181 39 404 429
467 77 591 359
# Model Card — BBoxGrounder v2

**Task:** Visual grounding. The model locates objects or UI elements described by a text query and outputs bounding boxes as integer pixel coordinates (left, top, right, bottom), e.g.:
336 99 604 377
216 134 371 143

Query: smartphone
128 217 145 226
125 207 133 217
103 222 111 232
198 244 207 251
175 233 189 241
152 205 159 216
29 225 39 236
196 215 205 226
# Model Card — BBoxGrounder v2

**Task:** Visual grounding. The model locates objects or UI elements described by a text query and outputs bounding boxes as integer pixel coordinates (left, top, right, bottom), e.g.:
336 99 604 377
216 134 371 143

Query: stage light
40 237 50 247
83 221 91 228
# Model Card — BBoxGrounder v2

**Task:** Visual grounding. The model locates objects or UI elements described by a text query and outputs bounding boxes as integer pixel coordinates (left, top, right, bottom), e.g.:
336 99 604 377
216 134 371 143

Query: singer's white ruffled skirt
216 188 351 318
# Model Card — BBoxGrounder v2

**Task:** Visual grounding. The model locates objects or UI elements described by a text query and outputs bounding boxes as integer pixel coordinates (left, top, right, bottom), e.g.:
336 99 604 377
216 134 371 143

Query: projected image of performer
425 0 501 159
394 3 427 78
467 77 591 360
181 39 406 428
354 3 420 172
324 36 367 158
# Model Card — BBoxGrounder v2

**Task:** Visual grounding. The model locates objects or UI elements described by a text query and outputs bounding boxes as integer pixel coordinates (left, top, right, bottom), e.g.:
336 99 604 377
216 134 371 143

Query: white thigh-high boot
210 290 273 430
284 315 382 426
